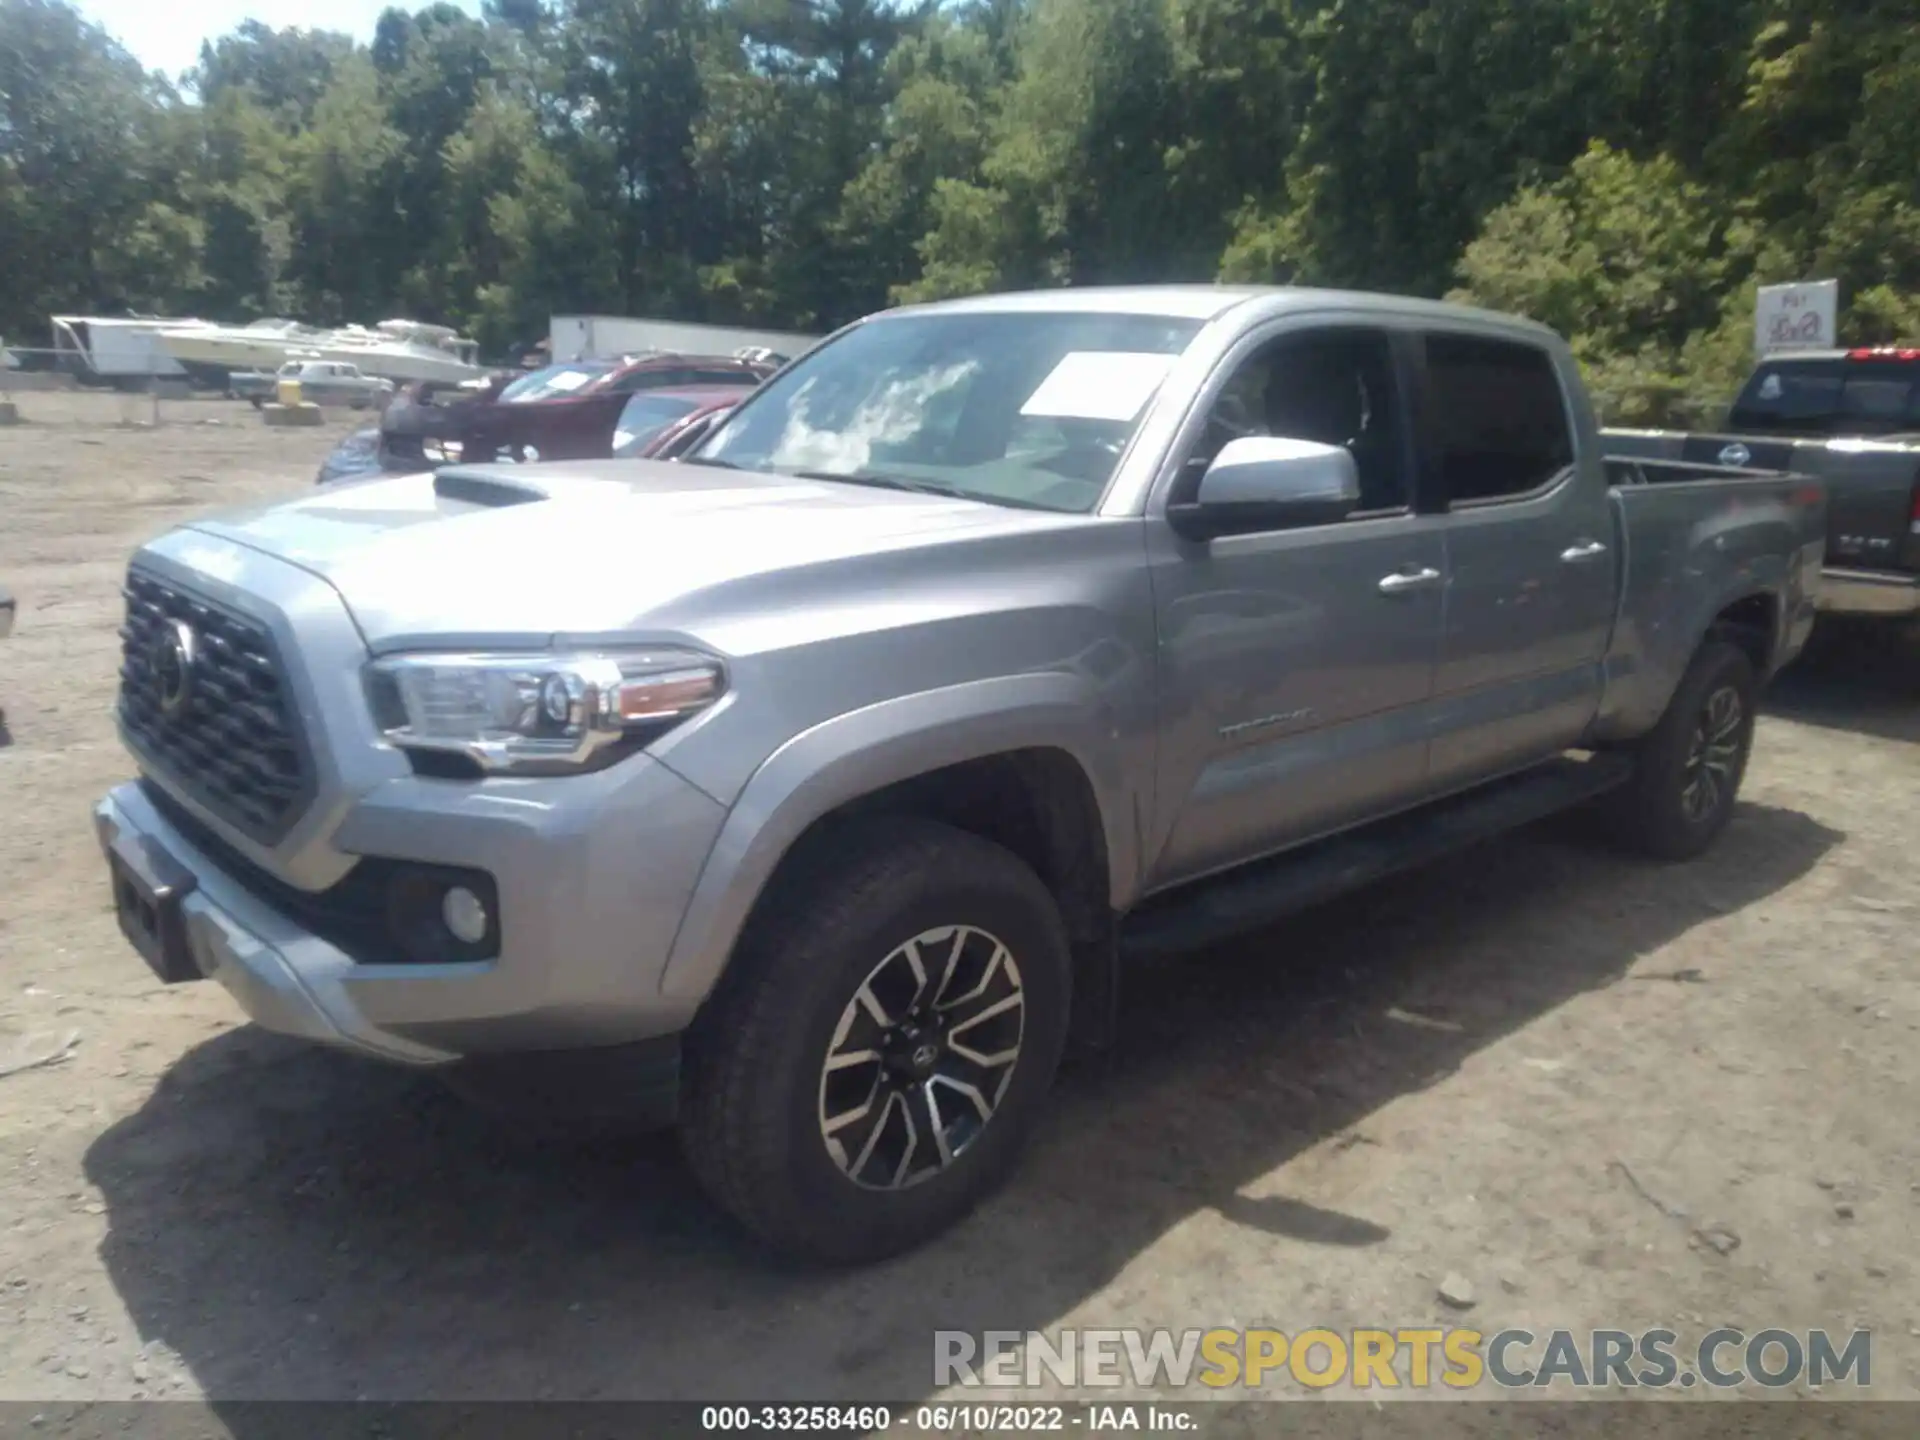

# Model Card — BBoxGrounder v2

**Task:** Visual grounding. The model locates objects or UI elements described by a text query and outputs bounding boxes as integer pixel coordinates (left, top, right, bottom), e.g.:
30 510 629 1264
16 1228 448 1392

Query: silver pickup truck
1606 346 1920 626
95 286 1824 1263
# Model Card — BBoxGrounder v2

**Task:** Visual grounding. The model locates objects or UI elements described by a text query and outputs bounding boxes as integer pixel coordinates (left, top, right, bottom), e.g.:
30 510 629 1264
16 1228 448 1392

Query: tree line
2 0 1916 419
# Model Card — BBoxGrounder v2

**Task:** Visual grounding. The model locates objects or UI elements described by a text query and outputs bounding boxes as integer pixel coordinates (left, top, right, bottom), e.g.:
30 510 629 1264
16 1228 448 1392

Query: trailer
550 314 821 365
49 316 194 388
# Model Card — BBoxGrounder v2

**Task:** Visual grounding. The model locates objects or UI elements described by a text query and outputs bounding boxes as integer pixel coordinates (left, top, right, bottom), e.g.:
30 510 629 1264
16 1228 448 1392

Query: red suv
463 352 771 462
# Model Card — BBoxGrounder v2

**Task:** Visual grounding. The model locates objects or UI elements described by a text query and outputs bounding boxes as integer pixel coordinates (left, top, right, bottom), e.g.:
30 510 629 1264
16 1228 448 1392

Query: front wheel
680 818 1072 1264
1601 638 1757 861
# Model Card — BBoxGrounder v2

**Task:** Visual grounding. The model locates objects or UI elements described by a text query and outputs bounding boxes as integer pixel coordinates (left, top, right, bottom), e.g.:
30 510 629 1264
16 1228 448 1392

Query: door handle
1560 540 1608 563
1377 567 1442 595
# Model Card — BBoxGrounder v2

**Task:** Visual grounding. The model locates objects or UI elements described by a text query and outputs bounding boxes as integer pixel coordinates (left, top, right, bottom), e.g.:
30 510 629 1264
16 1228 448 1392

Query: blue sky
78 0 483 83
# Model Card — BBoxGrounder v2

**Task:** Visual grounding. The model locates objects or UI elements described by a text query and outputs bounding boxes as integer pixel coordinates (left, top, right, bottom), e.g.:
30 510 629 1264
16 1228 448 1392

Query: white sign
1020 352 1177 422
1755 280 1838 358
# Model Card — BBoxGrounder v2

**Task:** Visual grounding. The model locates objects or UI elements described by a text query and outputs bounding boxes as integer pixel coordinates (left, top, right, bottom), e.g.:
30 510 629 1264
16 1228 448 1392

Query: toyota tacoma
96 286 1825 1262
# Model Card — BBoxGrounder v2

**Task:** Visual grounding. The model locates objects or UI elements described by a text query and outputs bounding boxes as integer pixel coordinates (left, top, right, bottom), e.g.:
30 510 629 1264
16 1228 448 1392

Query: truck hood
184 460 1086 647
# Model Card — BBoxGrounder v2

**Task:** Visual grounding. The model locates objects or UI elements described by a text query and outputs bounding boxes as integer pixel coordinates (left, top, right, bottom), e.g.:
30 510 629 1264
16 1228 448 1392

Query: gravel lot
1 390 1917 1421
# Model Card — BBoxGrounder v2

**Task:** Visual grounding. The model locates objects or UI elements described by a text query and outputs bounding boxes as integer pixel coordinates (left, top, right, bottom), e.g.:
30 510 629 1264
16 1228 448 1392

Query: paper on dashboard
1020 352 1177 422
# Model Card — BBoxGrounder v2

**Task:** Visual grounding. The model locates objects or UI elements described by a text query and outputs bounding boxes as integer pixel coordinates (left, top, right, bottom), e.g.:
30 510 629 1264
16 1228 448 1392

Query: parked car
95 285 1824 1264
1605 346 1920 633
231 360 396 411
380 353 769 467
635 395 742 460
314 427 384 485
610 387 747 458
315 387 747 485
462 358 766 464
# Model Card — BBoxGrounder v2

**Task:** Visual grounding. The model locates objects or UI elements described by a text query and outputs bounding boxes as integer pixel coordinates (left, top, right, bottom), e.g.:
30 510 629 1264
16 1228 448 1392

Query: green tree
1450 140 1738 423
280 54 405 322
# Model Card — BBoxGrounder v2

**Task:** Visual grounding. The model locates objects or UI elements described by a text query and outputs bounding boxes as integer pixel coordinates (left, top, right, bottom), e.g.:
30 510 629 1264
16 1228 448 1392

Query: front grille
118 568 314 842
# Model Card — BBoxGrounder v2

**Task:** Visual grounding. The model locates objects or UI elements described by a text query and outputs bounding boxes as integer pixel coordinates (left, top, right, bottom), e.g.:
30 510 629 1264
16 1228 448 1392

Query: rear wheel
1602 638 1756 861
680 818 1072 1264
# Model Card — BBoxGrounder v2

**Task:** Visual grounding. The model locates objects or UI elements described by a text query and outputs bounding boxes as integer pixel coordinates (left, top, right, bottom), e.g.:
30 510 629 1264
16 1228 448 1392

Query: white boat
157 318 329 373
159 316 484 384
319 319 484 383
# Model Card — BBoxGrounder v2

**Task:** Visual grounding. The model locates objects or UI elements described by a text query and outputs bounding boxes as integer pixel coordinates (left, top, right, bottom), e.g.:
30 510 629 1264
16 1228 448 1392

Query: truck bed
1606 425 1920 613
1591 456 1826 739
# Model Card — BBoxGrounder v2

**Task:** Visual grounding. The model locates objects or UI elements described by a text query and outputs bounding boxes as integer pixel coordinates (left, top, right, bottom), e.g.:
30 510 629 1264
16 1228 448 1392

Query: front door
1417 331 1616 791
1144 324 1447 891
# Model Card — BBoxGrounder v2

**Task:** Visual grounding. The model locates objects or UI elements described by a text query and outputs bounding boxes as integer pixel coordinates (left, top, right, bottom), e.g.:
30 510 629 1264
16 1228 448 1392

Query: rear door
1417 331 1616 793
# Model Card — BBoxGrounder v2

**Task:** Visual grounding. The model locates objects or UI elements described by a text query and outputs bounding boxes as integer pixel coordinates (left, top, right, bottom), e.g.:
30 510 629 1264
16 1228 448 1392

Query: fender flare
657 672 1138 1004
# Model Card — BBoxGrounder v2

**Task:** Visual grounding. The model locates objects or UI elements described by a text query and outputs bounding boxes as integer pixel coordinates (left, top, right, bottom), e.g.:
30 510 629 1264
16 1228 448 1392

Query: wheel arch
658 674 1135 1007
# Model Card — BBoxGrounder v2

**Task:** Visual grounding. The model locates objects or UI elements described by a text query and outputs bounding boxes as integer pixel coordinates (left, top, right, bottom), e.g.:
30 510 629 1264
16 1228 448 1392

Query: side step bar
1120 753 1634 962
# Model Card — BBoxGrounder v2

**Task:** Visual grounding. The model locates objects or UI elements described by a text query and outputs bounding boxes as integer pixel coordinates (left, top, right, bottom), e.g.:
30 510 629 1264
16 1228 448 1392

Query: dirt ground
2 389 1918 1420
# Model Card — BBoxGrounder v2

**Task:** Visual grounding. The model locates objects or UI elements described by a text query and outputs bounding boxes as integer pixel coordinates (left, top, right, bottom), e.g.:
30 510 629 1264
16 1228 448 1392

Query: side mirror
1166 436 1361 541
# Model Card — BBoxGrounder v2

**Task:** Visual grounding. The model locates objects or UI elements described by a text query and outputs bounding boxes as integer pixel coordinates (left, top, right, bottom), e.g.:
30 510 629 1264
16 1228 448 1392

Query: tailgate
1804 449 1920 572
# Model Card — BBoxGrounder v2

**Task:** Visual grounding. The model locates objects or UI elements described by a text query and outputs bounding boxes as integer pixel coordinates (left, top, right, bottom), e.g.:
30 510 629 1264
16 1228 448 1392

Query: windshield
612 394 703 456
1728 359 1920 436
693 310 1203 512
497 361 613 404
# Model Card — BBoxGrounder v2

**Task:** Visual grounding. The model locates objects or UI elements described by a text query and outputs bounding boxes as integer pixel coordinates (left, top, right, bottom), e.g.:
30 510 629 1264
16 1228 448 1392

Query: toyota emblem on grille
1718 442 1752 468
154 619 198 715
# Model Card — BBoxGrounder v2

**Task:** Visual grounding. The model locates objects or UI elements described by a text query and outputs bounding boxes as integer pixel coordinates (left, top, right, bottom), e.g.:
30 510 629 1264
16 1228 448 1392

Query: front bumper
94 754 727 1066
1816 567 1920 618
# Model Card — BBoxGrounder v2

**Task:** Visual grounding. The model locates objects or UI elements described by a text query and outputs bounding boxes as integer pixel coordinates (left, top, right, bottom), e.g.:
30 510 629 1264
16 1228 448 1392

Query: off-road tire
1602 638 1757 861
680 818 1072 1264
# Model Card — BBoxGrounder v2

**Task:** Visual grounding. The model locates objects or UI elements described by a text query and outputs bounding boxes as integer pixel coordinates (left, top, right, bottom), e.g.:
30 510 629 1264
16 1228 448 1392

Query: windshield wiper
678 455 742 470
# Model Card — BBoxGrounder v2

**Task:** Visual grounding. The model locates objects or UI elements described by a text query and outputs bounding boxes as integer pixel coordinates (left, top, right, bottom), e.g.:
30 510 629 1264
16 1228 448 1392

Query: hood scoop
433 467 549 508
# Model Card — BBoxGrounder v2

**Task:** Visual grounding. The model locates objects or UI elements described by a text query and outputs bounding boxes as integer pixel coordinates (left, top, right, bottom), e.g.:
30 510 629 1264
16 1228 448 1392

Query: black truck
1605 346 1920 631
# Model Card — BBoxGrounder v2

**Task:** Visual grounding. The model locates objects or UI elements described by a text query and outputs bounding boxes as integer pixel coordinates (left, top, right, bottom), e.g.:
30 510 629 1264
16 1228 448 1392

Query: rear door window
1422 334 1575 504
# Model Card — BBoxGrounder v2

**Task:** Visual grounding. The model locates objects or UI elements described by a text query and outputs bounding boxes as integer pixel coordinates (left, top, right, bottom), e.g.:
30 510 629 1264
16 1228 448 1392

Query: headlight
366 648 725 774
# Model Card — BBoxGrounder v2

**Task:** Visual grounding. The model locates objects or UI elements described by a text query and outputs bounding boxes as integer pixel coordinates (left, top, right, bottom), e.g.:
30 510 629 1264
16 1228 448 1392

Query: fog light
441 885 489 945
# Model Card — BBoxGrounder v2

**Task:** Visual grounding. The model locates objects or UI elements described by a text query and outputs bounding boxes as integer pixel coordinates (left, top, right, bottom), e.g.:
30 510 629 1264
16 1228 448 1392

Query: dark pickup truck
1605 346 1920 629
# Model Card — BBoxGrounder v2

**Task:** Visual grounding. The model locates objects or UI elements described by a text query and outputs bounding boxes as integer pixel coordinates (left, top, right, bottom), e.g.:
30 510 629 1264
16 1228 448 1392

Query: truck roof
889 283 1562 341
